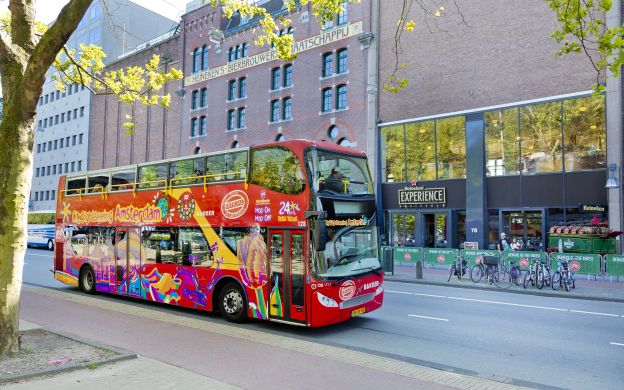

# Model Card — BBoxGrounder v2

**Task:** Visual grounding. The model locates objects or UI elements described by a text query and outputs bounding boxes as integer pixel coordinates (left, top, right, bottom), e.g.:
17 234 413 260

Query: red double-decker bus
53 140 383 327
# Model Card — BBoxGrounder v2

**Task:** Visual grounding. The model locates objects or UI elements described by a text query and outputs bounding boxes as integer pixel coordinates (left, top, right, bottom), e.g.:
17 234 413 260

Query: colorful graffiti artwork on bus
270 274 284 317
144 268 181 304
237 225 268 319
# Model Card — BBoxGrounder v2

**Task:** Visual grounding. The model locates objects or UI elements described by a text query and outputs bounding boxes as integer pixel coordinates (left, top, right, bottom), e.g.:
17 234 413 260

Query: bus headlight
317 292 338 308
375 285 384 296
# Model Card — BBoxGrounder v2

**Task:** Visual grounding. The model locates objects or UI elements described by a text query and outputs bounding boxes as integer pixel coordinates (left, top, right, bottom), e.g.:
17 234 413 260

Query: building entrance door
423 213 448 248
501 210 544 251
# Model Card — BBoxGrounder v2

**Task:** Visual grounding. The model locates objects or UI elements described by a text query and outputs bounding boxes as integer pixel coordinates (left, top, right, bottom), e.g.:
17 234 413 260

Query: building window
282 97 292 120
56 91 60 99
34 192 38 201
338 138 352 147
283 64 292 87
37 144 41 153
275 133 285 142
227 110 235 130
71 162 75 172
42 143 46 152
44 94 48 104
238 77 247 99
199 116 206 135
48 141 52 150
322 53 333 77
562 95 605 171
55 115 59 124
228 47 234 62
271 67 280 90
79 134 83 144
36 168 40 177
54 140 58 150
336 84 347 110
51 190 55 200
270 100 280 122
67 110 71 121
200 88 207 107
201 45 209 70
194 146 202 154
68 85 72 95
58 164 62 173
46 166 50 175
43 118 47 127
322 88 332 112
80 106 84 117
228 80 236 100
65 163 69 172
193 48 200 73
45 191 50 201
39 96 43 105
53 165 57 175
65 136 70 146
191 117 198 137
73 109 78 119
37 120 42 129
72 135 77 145
238 107 246 128
191 90 199 109
236 45 242 59
336 48 348 74
337 1 348 25
242 43 248 58
231 140 240 148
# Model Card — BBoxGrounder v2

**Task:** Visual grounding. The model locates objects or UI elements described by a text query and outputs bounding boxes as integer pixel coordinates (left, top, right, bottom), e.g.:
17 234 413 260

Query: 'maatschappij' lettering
184 22 363 87
70 203 162 225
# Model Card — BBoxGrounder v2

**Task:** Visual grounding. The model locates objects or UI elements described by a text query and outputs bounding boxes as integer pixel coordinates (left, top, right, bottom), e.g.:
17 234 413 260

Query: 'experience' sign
398 186 446 207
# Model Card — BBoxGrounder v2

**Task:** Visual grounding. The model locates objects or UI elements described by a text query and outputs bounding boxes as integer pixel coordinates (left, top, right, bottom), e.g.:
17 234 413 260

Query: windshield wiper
351 266 382 276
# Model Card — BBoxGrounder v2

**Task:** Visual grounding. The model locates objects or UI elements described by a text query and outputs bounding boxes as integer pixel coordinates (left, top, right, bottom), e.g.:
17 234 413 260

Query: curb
385 276 624 303
0 328 137 385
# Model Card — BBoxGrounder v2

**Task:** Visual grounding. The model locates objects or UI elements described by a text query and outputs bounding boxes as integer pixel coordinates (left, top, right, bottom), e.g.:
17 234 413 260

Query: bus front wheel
79 266 96 295
219 282 247 323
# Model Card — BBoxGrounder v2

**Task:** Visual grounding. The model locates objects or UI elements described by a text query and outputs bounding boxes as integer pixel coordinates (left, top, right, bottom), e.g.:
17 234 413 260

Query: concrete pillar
606 2 623 253
465 113 488 249
365 0 380 178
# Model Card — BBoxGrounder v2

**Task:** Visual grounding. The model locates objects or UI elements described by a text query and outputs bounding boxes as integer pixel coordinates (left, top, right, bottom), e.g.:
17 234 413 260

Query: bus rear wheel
219 282 247 323
47 239 54 251
79 266 96 295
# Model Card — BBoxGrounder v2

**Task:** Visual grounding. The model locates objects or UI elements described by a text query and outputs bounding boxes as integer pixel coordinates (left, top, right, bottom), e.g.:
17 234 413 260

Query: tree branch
8 0 35 51
21 0 93 97
0 33 18 66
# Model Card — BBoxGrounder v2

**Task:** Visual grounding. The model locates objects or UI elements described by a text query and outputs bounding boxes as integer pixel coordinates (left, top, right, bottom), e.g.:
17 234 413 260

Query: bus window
138 163 168 189
110 169 136 191
87 173 110 193
225 151 247 180
142 227 179 264
70 227 89 257
250 147 305 195
206 154 226 182
170 157 206 186
179 227 211 266
87 227 114 258
66 177 86 196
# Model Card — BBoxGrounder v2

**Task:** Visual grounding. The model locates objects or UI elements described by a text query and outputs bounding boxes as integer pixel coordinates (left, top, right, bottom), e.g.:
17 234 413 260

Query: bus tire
47 239 54 251
79 265 96 295
218 282 247 323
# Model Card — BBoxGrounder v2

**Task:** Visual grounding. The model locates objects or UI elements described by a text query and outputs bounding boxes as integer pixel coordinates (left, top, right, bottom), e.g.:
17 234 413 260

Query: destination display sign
398 185 446 207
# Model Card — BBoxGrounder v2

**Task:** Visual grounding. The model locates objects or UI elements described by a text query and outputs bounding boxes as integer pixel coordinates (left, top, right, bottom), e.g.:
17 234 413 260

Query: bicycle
470 254 498 285
447 256 468 282
523 259 538 289
552 260 576 291
535 260 552 289
508 260 523 286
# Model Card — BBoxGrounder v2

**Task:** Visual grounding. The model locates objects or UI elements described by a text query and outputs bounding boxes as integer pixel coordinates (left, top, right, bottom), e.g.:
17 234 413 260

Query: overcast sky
0 0 188 23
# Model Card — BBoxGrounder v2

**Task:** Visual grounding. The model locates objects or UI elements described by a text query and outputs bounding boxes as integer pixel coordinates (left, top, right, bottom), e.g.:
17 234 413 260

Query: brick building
89 30 182 170
180 0 375 156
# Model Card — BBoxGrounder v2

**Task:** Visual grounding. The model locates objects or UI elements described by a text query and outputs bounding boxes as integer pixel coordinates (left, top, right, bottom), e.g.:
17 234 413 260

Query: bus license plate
351 307 365 317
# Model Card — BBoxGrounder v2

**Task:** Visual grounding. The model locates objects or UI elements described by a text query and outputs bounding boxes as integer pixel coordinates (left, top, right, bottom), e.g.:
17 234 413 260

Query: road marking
27 253 53 258
387 290 623 318
408 314 449 322
570 310 620 317
610 342 624 347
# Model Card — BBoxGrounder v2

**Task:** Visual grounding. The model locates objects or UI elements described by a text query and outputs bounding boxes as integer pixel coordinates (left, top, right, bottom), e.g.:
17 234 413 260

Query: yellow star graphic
61 202 71 223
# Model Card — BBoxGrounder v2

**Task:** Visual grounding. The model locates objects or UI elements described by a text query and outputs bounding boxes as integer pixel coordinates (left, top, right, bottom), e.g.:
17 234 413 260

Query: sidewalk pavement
5 320 239 390
386 265 624 302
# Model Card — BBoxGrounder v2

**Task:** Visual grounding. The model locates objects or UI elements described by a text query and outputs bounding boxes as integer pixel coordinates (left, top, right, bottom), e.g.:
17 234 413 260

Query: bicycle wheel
544 269 552 287
494 270 512 289
563 276 570 292
448 265 455 282
470 265 483 283
551 271 561 290
522 271 531 289
536 271 544 289
512 267 523 286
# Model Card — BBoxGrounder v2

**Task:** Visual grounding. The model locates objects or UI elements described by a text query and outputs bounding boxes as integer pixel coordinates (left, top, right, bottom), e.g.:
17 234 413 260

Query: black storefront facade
378 92 609 251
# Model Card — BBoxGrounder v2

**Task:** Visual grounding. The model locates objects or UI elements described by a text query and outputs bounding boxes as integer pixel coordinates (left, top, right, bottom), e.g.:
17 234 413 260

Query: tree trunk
0 103 35 357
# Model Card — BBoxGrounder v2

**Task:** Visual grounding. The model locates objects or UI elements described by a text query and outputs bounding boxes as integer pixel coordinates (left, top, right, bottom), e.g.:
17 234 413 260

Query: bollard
416 260 423 279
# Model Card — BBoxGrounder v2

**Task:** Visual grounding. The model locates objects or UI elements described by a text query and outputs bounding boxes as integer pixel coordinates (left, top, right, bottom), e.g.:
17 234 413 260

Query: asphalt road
22 249 624 389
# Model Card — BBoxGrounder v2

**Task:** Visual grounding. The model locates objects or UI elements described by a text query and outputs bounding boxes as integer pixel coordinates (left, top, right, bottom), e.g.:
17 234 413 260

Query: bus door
115 227 141 295
268 230 306 323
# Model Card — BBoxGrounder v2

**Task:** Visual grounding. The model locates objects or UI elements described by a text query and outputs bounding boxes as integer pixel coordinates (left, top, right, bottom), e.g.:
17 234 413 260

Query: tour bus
27 224 56 250
53 140 383 327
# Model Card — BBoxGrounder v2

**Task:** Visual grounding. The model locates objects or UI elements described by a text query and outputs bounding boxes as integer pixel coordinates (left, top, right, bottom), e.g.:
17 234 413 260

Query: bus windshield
313 216 381 279
310 149 373 195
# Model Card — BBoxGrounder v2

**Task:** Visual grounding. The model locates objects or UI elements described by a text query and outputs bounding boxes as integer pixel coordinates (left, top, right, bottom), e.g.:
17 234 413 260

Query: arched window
231 140 240 149
275 134 285 142
194 147 202 155
338 137 352 148
336 84 347 110
201 45 209 70
242 43 248 58
193 48 200 73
